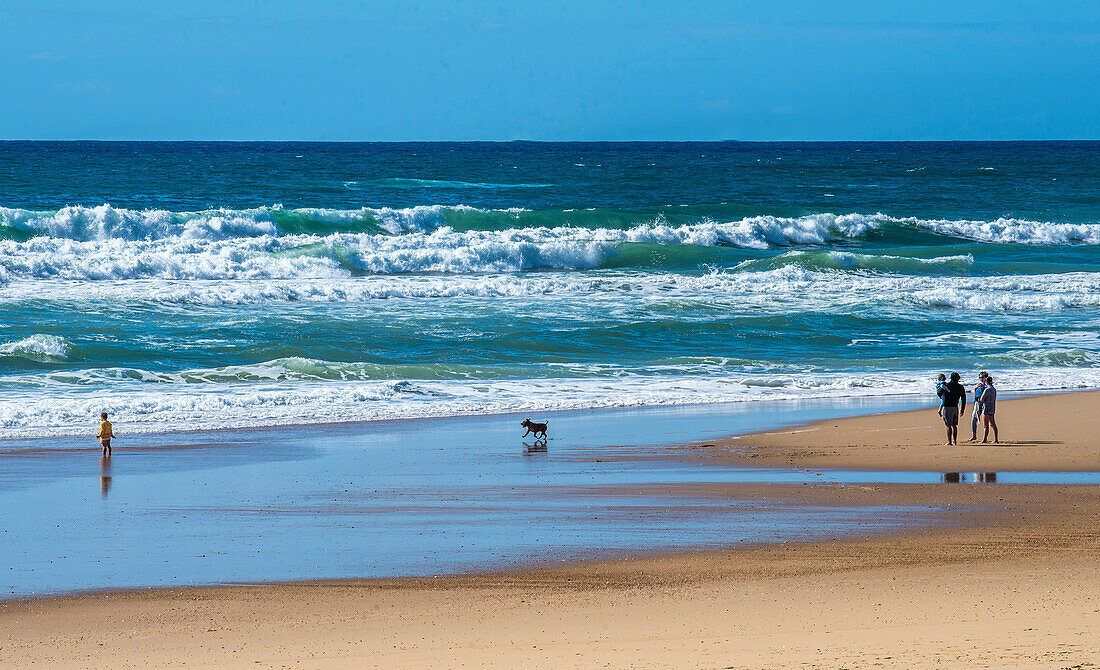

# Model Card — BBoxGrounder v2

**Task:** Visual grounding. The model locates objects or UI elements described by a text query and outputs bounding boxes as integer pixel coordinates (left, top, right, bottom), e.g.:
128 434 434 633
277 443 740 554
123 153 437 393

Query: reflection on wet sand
100 457 112 498
524 440 548 454
942 472 997 484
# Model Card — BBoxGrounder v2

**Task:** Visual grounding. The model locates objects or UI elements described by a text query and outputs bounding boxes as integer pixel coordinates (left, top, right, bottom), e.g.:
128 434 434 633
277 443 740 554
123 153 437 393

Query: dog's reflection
523 439 548 454
99 456 113 498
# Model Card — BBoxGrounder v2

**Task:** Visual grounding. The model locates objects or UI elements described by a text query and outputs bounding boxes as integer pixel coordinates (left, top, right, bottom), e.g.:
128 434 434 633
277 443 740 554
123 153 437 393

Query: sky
2 0 1098 141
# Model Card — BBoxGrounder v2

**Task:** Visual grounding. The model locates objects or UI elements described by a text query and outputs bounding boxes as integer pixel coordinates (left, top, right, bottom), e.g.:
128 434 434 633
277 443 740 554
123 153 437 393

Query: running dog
521 418 548 439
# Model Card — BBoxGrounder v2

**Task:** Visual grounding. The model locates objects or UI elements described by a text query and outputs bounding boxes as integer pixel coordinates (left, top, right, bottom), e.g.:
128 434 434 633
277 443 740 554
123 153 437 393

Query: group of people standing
936 371 999 446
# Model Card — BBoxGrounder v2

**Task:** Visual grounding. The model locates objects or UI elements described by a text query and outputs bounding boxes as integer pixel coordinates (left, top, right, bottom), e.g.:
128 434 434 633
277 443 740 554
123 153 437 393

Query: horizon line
1 137 1099 144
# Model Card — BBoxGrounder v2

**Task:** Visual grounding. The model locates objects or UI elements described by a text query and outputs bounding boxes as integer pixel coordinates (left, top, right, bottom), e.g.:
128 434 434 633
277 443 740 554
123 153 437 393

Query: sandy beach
3 391 1099 669
689 389 1100 472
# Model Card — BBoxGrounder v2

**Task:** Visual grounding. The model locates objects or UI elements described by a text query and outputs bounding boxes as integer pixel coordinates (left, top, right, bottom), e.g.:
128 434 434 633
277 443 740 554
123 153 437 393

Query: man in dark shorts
940 372 967 446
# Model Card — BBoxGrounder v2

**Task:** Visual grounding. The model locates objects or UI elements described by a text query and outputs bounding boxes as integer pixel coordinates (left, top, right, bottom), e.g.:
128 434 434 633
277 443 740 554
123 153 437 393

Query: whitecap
0 334 71 361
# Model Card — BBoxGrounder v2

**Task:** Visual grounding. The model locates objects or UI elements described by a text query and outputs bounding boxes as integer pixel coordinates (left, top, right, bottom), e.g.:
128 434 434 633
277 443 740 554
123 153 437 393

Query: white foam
0 204 483 241
894 215 1100 245
2 268 1100 313
602 212 877 249
0 204 279 241
0 225 1085 284
3 206 1098 282
0 334 70 361
0 235 346 281
3 366 1098 438
4 204 1097 247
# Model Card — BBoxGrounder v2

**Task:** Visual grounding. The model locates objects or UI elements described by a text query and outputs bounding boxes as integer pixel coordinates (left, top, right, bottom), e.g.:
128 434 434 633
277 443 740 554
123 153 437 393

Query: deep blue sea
1 141 1098 436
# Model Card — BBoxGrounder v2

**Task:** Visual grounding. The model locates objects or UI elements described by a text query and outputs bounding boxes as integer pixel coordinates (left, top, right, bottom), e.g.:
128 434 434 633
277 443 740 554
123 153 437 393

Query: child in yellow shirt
98 412 115 456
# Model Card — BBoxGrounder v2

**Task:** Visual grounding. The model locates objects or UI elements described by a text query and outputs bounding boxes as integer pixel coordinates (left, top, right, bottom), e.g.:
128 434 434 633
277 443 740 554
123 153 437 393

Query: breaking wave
0 334 71 362
2 204 1098 246
1 208 1097 282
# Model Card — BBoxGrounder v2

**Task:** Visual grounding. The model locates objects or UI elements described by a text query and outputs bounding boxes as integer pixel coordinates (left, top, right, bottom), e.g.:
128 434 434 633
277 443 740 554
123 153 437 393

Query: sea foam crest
0 204 481 240
899 216 1100 245
0 334 71 361
2 207 1099 280
4 203 1098 246
0 205 279 241
0 218 850 280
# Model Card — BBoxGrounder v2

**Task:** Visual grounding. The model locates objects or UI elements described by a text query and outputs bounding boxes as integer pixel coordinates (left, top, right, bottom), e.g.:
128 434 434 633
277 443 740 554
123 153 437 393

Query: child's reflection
100 456 112 497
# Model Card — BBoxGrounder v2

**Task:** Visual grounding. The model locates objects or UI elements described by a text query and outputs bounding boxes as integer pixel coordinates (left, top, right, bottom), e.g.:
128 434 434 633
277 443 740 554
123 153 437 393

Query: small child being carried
935 373 948 416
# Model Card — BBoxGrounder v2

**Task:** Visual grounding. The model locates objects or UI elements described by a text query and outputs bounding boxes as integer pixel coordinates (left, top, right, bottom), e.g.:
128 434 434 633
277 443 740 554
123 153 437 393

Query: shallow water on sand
7 396 1099 599
0 397 950 598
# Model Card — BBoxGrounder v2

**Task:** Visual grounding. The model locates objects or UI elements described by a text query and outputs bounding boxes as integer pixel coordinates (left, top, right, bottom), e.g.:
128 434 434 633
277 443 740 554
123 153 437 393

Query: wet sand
0 397 944 598
2 391 1099 668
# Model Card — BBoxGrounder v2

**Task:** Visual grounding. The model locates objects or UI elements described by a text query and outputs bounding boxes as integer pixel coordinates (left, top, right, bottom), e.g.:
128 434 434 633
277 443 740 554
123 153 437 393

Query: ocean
1 141 1098 437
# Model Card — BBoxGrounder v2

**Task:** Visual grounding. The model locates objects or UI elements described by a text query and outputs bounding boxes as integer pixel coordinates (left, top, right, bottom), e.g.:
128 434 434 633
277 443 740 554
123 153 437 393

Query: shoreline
4 389 936 443
3 389 1099 667
6 383 1095 444
2 392 936 454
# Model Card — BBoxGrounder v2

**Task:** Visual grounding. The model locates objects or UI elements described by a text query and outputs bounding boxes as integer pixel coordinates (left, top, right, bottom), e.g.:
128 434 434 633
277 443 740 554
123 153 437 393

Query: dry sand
2 391 1099 669
686 389 1100 472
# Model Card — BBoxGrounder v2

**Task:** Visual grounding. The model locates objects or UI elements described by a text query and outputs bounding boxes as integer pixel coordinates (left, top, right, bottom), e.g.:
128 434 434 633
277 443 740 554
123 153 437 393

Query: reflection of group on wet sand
942 471 997 483
936 371 999 446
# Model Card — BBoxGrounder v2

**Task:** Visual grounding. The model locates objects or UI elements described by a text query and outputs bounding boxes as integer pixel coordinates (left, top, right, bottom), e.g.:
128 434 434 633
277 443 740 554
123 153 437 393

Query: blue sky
3 1 1098 140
